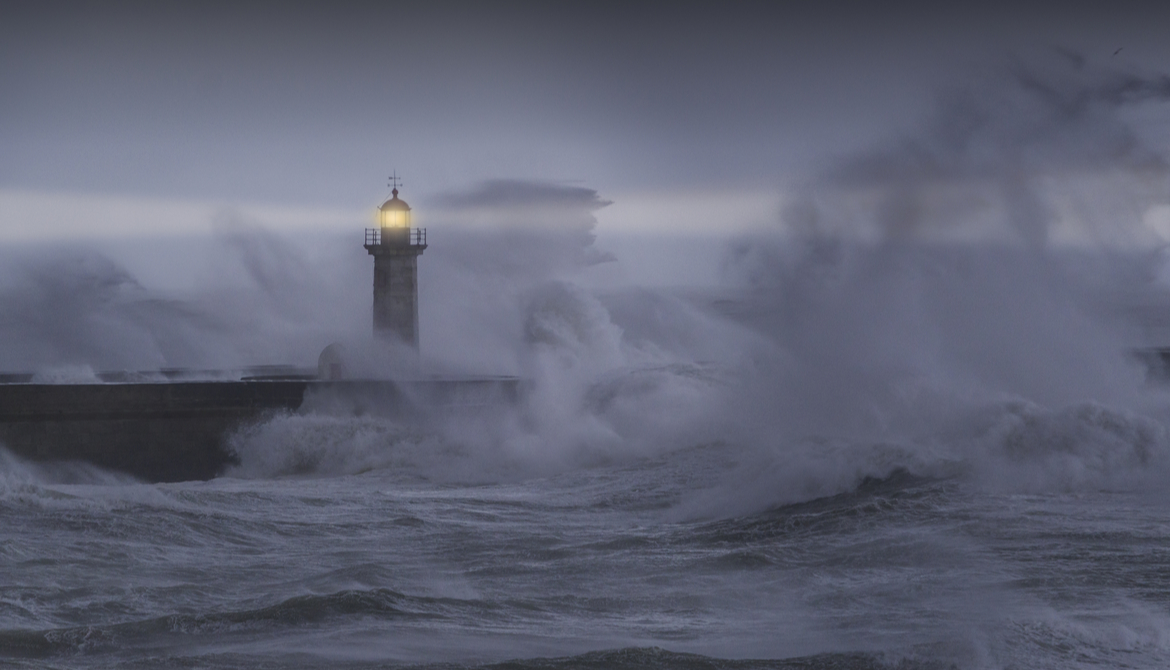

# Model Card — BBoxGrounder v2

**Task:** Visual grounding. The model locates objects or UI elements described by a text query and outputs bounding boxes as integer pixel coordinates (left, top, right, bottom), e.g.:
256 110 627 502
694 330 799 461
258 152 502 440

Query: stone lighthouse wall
372 252 420 346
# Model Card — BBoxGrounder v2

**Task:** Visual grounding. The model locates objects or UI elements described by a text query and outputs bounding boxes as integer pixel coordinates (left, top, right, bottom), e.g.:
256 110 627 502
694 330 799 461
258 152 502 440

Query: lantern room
379 188 411 229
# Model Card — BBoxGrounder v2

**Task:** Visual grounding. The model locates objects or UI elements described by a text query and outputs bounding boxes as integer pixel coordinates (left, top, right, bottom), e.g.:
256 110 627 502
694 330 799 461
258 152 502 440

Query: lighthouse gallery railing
365 228 426 246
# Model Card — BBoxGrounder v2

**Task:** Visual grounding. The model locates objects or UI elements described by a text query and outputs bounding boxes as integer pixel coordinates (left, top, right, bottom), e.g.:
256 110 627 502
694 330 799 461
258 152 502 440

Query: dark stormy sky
3 2 1170 253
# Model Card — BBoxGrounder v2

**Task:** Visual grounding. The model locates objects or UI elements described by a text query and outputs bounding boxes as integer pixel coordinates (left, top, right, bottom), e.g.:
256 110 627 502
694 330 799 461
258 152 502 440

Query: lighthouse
364 175 427 347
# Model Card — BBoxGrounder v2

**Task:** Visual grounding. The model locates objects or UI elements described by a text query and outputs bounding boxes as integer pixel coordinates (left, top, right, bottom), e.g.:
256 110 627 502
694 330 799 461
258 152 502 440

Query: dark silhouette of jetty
0 368 519 482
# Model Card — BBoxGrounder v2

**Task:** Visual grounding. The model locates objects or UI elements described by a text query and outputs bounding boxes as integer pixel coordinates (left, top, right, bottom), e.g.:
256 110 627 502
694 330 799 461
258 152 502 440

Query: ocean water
7 237 1170 669
6 348 1170 670
9 216 1170 670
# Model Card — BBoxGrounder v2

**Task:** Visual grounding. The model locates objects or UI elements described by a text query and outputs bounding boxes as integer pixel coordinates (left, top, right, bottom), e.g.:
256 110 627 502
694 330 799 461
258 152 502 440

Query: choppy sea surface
5 390 1170 670
8 240 1170 670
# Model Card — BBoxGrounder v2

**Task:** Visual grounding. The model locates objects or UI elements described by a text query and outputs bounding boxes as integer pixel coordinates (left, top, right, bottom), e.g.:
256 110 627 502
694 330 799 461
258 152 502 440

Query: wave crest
967 400 1170 492
225 413 446 479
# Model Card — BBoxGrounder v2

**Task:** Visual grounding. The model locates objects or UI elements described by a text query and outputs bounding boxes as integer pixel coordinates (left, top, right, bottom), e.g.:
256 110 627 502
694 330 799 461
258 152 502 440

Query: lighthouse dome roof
379 189 411 211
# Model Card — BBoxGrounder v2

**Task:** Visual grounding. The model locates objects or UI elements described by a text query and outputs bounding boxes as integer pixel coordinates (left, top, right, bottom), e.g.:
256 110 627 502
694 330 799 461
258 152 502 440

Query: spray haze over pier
7 2 1170 668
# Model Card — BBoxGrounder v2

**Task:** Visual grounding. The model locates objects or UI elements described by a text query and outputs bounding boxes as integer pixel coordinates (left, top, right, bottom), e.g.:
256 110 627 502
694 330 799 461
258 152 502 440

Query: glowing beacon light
379 188 411 229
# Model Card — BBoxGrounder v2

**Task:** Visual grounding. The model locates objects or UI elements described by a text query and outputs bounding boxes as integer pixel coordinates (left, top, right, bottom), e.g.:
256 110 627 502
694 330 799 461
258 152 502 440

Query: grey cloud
791 53 1170 246
431 180 614 275
15 2 1169 203
437 180 610 212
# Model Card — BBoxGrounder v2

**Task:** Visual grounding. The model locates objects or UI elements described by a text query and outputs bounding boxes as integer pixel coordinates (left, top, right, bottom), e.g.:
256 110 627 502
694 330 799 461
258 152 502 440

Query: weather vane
388 170 403 193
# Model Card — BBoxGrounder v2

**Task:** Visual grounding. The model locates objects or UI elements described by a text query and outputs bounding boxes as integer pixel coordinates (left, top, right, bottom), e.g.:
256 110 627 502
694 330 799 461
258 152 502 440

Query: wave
0 588 463 659
224 413 439 480
688 468 946 546
476 646 939 670
224 359 731 483
0 642 960 670
675 395 1170 521
0 447 145 510
961 400 1170 493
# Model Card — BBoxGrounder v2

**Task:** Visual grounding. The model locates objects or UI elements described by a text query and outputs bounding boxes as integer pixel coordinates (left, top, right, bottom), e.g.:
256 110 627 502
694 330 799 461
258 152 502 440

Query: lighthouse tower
364 175 427 347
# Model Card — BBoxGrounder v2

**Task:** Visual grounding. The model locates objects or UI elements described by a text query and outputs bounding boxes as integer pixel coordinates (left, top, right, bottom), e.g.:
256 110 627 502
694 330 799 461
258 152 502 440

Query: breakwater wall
0 378 521 482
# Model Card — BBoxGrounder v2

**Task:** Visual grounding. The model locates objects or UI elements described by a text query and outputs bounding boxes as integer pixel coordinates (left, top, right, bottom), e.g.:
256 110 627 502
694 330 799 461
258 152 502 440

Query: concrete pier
0 377 520 482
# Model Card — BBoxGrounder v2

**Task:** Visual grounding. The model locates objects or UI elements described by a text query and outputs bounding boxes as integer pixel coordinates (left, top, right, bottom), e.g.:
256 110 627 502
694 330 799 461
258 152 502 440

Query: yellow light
380 208 410 228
